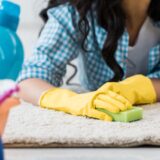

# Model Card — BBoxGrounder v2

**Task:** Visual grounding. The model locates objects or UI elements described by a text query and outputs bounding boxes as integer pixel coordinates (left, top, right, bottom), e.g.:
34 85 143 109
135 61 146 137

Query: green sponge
97 107 143 122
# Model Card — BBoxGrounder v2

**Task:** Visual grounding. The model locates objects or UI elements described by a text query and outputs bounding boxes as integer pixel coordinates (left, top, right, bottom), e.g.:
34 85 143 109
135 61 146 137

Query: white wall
13 0 46 57
13 0 79 84
14 0 42 24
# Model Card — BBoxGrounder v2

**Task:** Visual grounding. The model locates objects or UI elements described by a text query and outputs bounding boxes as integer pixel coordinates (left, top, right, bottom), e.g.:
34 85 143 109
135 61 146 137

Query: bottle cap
0 0 20 31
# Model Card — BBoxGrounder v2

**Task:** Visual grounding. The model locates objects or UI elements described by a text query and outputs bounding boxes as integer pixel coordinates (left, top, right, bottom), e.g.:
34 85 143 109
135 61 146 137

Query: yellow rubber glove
39 88 132 121
98 75 157 105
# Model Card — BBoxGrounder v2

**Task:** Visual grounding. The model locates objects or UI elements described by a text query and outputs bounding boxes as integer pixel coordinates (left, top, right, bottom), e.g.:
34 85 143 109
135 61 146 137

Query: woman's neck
122 0 151 46
122 0 150 25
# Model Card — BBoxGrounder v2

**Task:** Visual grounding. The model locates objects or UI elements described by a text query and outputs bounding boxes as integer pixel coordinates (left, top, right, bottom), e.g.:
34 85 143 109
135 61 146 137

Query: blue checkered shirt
18 3 160 90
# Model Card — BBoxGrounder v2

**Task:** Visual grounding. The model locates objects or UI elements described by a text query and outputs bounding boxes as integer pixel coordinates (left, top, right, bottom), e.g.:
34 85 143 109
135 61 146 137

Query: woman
18 0 160 121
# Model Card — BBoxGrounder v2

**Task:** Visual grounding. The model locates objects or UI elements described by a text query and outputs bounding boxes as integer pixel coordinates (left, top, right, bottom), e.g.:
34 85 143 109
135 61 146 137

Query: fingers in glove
107 91 132 110
88 109 112 121
97 94 128 112
94 96 120 113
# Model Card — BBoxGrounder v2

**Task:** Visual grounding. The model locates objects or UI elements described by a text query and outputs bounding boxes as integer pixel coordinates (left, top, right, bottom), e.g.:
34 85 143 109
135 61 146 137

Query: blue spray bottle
0 0 24 80
0 138 3 160
0 1 24 159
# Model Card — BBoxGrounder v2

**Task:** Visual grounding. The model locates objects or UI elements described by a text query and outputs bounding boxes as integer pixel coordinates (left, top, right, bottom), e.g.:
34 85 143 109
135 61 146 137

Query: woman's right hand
18 78 131 121
40 87 132 121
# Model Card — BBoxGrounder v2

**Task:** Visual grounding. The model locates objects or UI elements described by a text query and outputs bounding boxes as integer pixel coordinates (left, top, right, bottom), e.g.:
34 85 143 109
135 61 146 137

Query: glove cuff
123 75 157 104
144 76 157 103
38 88 57 106
39 88 77 107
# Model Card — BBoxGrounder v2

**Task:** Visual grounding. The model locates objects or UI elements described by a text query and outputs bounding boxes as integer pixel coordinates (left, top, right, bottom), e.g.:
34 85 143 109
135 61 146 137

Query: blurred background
14 0 45 58
14 0 79 85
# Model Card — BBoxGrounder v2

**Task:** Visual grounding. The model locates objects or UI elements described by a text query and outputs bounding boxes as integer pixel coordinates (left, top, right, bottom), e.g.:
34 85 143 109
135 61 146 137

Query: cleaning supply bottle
0 0 24 80
0 1 23 159
0 80 20 160
0 139 3 160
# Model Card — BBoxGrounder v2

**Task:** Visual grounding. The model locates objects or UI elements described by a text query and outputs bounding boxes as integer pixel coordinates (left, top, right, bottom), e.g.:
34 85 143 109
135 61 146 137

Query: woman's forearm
151 79 160 102
18 78 54 106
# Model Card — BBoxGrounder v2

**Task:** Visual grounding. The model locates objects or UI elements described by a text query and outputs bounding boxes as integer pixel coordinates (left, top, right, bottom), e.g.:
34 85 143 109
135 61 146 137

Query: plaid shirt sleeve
148 65 160 78
147 44 160 79
17 5 79 86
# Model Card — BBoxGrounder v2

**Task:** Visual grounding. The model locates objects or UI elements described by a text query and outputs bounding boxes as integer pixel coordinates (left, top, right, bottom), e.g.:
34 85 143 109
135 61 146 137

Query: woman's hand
98 75 157 105
40 87 132 121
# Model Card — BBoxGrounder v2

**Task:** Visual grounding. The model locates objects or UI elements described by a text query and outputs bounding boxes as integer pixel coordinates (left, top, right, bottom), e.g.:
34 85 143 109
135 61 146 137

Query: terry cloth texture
2 101 160 148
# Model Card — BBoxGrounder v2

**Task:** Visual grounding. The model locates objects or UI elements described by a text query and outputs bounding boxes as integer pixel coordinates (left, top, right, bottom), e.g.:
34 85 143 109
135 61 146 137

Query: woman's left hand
98 75 157 105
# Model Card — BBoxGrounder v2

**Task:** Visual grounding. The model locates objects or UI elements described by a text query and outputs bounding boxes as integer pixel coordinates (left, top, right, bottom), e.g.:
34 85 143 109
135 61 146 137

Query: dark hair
40 0 160 83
